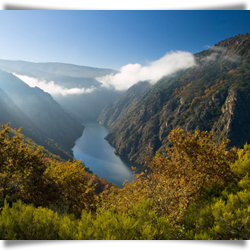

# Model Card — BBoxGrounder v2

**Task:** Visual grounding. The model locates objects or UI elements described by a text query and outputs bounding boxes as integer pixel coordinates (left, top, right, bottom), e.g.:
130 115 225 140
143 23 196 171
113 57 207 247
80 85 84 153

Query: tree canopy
0 123 250 240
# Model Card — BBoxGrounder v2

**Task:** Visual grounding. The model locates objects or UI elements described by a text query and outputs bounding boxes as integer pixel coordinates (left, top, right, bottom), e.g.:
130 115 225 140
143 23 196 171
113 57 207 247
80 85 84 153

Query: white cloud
201 46 241 63
201 52 219 63
12 73 96 96
96 51 196 91
12 51 196 94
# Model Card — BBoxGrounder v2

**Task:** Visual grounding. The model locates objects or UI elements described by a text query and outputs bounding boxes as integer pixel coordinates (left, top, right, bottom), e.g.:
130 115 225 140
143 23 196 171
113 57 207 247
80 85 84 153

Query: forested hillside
1 33 250 240
1 123 250 240
0 60 121 122
0 70 83 160
98 33 250 165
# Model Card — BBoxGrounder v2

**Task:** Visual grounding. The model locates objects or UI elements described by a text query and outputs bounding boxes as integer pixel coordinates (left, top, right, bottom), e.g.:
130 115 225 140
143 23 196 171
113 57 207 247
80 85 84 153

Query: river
72 122 137 187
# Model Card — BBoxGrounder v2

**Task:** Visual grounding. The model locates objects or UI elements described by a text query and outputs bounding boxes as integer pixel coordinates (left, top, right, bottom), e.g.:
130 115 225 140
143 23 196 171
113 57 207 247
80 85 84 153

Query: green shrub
75 199 173 240
0 199 174 240
183 145 250 240
0 200 60 240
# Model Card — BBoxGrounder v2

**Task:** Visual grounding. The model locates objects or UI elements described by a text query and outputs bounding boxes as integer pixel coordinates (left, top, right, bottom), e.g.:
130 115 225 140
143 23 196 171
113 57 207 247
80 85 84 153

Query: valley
0 60 122 123
0 33 250 184
0 31 250 240
72 123 136 187
0 61 123 161
0 9 250 240
99 33 250 165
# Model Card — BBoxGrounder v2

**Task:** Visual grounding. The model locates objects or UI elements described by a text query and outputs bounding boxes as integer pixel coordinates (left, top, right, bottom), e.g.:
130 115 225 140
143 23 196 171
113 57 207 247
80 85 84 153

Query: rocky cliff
98 33 250 165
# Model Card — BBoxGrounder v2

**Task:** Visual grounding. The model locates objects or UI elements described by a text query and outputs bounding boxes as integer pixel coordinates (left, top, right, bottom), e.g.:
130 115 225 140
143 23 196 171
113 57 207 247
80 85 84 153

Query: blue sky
0 10 249 70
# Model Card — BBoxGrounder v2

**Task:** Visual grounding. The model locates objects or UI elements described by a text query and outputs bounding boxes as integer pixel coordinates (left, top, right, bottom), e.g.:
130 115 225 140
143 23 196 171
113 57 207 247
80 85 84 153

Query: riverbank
72 122 136 187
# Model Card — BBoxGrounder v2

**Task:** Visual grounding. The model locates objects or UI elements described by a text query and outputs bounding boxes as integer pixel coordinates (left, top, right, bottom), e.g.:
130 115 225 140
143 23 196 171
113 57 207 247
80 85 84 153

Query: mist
201 46 241 63
96 51 196 91
12 51 197 94
12 73 96 96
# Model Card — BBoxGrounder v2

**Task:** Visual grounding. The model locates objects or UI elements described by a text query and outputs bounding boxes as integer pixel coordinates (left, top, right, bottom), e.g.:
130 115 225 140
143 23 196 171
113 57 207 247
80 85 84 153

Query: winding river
72 122 137 187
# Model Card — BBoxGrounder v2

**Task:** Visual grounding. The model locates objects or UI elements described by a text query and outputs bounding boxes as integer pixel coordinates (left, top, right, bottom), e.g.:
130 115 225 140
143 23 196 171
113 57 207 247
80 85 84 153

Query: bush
1 126 249 240
101 128 237 220
76 199 173 240
0 199 174 240
0 200 60 240
183 144 250 240
0 124 98 217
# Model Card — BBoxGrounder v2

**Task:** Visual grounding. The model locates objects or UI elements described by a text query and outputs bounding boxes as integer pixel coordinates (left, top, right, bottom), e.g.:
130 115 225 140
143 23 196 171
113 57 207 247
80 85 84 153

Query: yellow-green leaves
0 199 174 240
102 128 237 222
44 159 97 216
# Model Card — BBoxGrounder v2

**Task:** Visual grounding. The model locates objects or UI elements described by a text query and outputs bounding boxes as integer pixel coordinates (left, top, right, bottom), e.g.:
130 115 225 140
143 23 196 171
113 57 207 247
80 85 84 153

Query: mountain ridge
0 70 84 160
0 59 116 78
0 59 121 123
98 33 250 165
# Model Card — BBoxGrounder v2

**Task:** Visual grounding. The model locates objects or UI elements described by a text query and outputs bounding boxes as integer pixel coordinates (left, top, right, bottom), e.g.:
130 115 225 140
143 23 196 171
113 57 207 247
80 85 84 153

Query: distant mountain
0 70 84 160
0 60 115 79
0 87 37 135
0 60 121 122
98 81 151 127
98 33 250 165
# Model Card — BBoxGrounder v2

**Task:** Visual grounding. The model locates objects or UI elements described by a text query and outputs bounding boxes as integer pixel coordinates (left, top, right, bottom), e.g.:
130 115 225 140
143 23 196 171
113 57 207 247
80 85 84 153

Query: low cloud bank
96 51 196 91
201 46 241 63
12 51 196 94
12 73 96 96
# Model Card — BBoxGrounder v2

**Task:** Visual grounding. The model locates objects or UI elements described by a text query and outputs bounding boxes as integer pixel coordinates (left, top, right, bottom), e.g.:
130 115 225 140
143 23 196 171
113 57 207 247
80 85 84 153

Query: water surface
72 122 136 187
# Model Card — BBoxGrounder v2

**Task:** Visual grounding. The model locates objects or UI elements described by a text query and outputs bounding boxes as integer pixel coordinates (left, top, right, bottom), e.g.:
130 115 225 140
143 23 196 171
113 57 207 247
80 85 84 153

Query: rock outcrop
98 34 250 165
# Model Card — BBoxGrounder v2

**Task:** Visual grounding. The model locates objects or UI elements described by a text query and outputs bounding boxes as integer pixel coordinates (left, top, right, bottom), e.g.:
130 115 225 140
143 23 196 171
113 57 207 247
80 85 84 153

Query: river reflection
72 122 137 187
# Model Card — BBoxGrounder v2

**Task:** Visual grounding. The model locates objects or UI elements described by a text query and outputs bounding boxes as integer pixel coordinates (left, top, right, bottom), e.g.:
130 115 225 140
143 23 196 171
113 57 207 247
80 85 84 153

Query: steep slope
0 70 84 159
0 88 36 133
98 81 151 126
100 33 250 165
0 60 120 122
0 88 70 159
53 87 122 122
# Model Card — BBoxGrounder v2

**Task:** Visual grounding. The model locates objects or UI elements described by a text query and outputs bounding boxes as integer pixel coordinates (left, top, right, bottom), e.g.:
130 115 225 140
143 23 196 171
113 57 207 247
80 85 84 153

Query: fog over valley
1 10 250 241
0 50 196 124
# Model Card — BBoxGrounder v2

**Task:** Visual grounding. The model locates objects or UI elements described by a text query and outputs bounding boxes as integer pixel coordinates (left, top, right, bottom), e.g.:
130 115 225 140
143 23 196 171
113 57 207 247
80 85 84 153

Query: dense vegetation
1 123 250 240
99 33 250 165
0 69 84 160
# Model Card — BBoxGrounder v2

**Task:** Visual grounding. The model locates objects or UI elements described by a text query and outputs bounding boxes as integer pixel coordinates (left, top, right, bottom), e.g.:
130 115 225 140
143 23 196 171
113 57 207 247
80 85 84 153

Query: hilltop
98 33 250 165
0 60 120 122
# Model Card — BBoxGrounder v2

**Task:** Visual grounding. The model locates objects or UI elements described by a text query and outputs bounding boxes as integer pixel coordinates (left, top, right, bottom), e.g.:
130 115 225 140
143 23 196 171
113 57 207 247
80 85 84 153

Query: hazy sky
0 10 249 70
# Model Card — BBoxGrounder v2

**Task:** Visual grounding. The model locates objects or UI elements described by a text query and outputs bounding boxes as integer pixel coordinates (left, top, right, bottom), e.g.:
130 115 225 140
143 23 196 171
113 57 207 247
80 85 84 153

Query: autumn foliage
44 160 97 216
0 123 46 204
0 123 97 216
0 123 250 240
101 129 237 220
